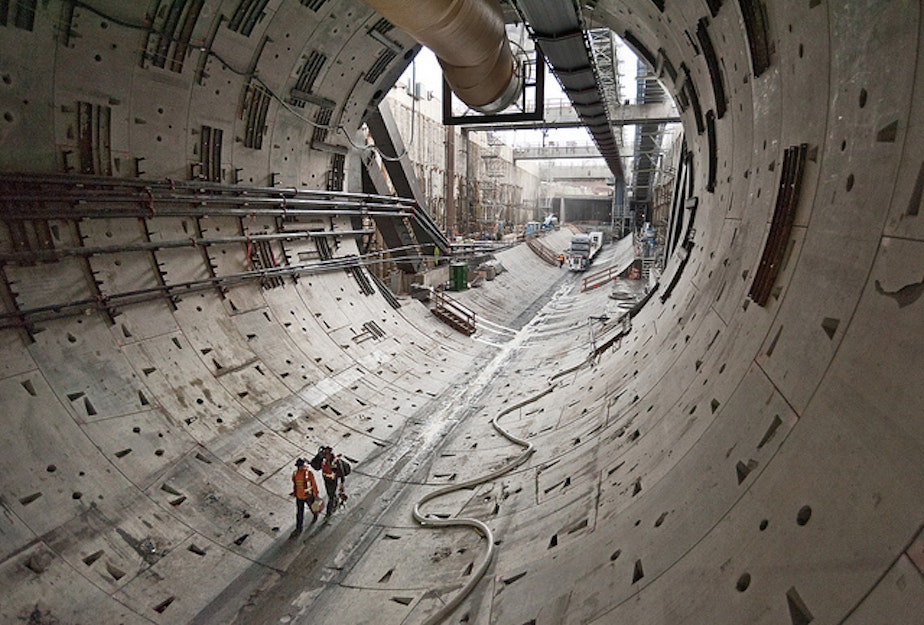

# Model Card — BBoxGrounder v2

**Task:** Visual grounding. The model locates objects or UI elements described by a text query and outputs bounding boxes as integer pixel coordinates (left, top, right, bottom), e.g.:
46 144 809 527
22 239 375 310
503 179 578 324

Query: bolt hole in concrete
632 559 644 583
106 562 125 580
153 597 174 613
759 519 769 531
736 572 751 592
796 505 812 526
19 492 41 505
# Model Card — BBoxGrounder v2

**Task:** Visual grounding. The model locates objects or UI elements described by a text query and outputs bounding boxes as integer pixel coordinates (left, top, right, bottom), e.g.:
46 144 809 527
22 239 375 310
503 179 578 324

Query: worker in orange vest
290 457 319 537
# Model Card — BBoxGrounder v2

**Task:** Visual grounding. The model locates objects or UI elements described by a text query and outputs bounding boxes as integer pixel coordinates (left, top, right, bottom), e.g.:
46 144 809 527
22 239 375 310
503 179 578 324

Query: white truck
568 231 603 271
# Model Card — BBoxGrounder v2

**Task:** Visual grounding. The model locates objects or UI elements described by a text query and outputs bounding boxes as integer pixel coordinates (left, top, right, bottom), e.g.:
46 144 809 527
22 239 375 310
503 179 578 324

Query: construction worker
290 458 319 537
558 253 565 268
320 446 347 518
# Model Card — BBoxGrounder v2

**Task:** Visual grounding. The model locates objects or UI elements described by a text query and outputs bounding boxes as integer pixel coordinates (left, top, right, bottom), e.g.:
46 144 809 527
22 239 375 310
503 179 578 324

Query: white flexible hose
412 361 584 624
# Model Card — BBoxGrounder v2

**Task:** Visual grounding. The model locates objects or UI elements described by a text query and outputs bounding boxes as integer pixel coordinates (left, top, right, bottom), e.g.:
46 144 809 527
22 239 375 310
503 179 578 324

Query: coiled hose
412 361 584 624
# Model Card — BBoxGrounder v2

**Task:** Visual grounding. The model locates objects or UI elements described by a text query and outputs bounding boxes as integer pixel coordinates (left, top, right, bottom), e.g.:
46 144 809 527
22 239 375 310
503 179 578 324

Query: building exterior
382 80 544 238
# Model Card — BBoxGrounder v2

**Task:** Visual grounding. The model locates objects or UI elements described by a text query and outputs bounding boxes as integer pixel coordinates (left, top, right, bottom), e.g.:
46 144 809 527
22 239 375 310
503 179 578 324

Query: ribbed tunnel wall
1 1 923 624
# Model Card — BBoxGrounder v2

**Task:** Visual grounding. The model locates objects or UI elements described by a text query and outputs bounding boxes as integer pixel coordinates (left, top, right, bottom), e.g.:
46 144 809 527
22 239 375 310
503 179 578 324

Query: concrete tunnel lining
0 0 923 624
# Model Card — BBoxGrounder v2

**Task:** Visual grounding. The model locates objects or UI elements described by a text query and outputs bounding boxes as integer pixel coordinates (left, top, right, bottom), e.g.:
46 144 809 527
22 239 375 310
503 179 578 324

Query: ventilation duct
361 0 522 114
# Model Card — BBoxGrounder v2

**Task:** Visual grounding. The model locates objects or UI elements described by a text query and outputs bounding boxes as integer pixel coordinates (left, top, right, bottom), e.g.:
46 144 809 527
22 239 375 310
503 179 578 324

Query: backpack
336 457 352 478
309 447 325 471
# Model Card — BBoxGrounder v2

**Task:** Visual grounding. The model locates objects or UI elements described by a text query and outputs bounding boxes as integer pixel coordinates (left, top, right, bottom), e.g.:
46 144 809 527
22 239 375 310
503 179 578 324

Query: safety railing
581 264 622 292
525 236 559 266
431 291 476 335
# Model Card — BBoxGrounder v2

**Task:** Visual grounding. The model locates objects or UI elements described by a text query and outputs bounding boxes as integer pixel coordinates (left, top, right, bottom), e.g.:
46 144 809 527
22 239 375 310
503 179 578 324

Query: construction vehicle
568 231 603 271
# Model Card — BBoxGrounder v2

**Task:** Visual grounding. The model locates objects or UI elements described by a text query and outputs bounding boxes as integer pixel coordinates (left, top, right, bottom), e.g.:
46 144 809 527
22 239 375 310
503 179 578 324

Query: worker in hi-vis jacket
290 457 319 537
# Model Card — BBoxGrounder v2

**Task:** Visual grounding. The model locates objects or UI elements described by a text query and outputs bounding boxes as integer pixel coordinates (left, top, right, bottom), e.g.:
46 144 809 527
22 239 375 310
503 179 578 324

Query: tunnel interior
0 1 923 624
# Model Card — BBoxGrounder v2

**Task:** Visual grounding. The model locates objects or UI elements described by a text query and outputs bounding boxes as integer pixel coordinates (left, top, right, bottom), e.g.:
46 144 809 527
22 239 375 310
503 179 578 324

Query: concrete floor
1 1 924 624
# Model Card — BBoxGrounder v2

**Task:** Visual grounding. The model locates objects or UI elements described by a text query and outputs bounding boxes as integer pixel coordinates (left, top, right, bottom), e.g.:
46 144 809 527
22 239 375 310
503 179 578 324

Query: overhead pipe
0 230 376 265
0 173 421 210
361 0 522 113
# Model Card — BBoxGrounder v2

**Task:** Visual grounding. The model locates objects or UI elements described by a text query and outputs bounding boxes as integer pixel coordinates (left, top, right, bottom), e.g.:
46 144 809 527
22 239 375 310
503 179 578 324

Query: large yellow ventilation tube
361 0 523 114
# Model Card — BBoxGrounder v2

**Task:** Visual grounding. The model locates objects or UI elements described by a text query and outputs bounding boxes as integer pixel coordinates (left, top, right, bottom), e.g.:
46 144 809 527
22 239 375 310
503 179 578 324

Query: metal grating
146 0 205 73
241 81 271 149
299 0 328 10
696 18 726 119
290 50 327 108
749 144 807 306
228 0 268 37
349 266 376 296
365 48 397 84
198 125 223 182
738 0 771 77
705 110 716 192
0 0 36 31
76 101 112 176
328 153 345 192
311 107 333 144
679 63 704 134
369 17 394 35
315 235 333 261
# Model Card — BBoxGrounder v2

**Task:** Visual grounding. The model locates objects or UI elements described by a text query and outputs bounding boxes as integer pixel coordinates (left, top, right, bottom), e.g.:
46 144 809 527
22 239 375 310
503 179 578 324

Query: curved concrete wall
0 1 922 624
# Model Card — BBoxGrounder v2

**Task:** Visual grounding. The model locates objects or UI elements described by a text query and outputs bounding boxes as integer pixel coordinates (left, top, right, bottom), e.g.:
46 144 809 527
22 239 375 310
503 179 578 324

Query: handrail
581 264 622 291
525 236 559 266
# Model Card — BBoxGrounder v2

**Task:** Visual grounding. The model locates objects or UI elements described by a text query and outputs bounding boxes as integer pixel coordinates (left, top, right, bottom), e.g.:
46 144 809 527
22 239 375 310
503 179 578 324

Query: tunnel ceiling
1 1 923 624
